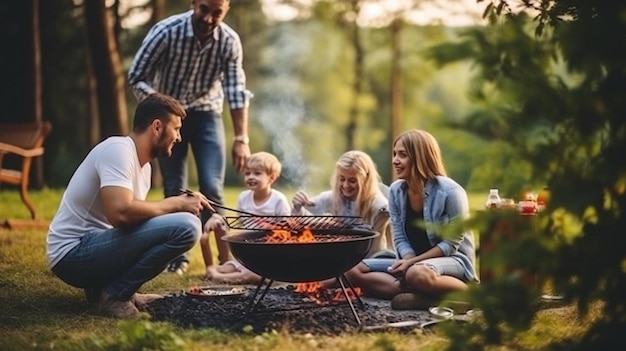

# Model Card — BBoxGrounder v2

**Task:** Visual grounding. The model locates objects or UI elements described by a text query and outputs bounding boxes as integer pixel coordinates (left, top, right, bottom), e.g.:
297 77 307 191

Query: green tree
84 0 128 137
429 1 626 348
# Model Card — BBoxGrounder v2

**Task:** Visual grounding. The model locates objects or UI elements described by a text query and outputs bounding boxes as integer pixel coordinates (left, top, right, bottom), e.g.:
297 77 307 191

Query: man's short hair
133 93 186 132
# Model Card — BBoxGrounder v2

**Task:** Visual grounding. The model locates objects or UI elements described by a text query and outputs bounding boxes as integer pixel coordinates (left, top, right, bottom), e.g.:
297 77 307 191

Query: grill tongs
180 189 367 232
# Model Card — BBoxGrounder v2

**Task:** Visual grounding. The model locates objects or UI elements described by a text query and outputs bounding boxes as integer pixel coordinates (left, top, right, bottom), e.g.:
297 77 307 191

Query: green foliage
87 321 187 351
463 141 535 194
372 335 396 351
428 0 626 348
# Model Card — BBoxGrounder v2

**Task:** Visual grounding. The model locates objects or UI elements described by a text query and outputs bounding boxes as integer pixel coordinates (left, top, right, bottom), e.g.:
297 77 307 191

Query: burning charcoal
147 286 435 335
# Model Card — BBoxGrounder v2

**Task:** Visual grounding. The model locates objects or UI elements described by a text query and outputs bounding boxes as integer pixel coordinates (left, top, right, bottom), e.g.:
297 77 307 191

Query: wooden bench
0 121 52 220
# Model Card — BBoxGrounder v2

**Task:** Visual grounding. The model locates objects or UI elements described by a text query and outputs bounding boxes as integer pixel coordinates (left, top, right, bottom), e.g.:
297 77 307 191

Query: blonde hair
394 129 447 196
329 150 383 224
245 152 282 179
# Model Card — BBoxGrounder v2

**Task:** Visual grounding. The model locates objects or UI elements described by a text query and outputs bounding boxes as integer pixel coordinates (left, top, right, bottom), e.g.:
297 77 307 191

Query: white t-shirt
293 190 388 218
236 189 291 216
46 136 151 268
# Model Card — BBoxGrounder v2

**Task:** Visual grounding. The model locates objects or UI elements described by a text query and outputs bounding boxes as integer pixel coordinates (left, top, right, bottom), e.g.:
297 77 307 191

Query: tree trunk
345 0 363 152
149 0 166 189
30 0 46 188
389 17 403 183
112 0 122 46
32 0 42 125
151 0 165 24
83 0 128 138
86 49 100 146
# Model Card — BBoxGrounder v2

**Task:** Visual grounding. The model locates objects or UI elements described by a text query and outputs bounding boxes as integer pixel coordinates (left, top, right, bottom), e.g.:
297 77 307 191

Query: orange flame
264 227 363 303
266 228 315 243
295 282 323 294
332 287 362 301
294 283 363 304
295 281 327 303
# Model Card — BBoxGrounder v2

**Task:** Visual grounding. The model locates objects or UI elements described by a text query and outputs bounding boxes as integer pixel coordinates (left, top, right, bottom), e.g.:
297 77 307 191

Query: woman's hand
291 190 314 211
387 259 412 277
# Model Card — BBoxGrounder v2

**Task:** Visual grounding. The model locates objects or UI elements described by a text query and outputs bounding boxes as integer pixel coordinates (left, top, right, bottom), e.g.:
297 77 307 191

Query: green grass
0 188 599 350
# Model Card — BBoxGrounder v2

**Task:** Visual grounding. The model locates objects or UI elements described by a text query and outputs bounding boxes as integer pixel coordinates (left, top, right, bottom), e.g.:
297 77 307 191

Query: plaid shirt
128 11 251 112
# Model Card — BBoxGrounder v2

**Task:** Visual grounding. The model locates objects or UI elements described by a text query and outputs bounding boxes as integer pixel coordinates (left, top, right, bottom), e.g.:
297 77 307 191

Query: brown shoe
391 292 439 310
132 293 164 310
99 292 141 319
84 287 102 304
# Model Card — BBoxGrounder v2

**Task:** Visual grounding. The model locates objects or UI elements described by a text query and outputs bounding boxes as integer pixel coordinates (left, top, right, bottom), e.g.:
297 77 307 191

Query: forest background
1 0 518 196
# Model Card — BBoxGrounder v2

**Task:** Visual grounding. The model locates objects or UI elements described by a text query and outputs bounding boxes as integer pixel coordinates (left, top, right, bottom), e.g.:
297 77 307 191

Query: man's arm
127 29 167 100
100 186 210 228
230 107 250 172
222 30 252 172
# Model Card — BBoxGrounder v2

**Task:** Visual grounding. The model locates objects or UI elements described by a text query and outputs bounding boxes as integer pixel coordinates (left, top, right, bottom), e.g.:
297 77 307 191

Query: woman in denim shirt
343 130 478 308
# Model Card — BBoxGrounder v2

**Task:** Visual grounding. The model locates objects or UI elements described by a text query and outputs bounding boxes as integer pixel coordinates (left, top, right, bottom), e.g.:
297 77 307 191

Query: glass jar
485 189 501 209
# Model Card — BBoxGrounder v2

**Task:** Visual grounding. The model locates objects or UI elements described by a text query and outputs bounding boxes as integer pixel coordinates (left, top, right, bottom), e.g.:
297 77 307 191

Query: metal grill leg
340 273 365 307
246 277 274 314
337 275 362 325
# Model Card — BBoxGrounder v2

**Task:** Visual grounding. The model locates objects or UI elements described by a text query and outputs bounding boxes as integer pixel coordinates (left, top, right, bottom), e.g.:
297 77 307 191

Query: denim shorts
362 256 468 282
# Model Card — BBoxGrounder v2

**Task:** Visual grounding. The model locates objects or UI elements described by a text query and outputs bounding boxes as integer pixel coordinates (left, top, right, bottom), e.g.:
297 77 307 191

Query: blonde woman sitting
291 150 394 258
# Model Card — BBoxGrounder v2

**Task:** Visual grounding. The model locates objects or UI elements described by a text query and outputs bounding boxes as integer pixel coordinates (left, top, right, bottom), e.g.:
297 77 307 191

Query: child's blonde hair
329 150 383 224
245 151 282 179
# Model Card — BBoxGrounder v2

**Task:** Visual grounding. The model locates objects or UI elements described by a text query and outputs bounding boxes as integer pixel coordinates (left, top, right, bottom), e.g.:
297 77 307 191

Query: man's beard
194 18 215 36
151 134 173 159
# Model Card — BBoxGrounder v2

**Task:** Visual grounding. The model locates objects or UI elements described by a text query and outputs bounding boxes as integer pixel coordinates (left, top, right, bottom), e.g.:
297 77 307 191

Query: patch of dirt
146 285 437 335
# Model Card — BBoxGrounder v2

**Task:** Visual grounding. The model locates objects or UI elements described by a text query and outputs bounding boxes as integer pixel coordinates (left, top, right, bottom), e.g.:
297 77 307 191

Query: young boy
202 151 290 283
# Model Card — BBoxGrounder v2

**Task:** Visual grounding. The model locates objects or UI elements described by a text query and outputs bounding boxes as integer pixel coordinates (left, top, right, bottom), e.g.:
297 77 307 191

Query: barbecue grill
180 193 380 325
220 214 379 326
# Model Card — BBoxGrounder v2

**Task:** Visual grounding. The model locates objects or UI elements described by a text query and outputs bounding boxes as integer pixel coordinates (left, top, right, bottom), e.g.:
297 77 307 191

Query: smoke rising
256 25 322 190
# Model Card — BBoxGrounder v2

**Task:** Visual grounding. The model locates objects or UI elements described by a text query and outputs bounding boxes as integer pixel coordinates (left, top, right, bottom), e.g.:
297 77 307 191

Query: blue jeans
158 110 226 263
51 213 202 300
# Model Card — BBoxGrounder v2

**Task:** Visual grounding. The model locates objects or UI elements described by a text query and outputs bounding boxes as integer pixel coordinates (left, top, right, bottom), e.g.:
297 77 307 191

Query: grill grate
225 215 366 232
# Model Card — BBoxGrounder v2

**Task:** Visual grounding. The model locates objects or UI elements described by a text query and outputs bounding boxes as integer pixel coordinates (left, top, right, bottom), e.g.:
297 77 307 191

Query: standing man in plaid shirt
128 0 251 274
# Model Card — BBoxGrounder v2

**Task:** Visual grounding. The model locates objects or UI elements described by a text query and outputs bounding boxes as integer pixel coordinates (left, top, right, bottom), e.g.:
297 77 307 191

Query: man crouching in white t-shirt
46 93 213 319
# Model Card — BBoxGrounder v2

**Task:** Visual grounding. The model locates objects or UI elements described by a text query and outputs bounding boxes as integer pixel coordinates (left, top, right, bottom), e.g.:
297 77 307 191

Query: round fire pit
221 229 379 283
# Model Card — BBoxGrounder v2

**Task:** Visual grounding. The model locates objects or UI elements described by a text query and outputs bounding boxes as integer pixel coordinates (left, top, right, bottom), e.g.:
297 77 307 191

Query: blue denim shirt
389 176 478 282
